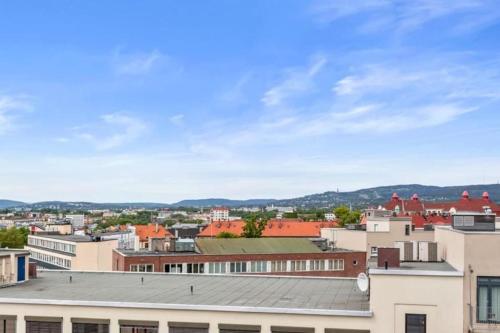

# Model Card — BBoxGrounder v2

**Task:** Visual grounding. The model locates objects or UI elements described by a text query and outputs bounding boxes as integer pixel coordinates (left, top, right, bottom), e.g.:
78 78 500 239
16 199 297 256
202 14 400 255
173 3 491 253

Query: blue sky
1 0 500 202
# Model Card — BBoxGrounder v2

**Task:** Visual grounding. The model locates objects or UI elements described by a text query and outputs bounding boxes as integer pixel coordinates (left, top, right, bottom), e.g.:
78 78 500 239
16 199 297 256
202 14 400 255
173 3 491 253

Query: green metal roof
195 237 322 255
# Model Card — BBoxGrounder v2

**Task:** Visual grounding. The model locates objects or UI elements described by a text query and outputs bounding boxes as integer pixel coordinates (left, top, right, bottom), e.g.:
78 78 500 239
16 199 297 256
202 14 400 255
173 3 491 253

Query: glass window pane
405 314 426 333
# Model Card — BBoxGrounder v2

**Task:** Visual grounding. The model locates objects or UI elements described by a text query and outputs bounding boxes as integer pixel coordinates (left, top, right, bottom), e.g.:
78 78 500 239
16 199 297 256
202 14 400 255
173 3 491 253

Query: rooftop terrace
0 271 370 316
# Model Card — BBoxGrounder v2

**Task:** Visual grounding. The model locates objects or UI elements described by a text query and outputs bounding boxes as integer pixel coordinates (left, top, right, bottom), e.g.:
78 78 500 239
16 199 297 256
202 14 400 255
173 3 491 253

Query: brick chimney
377 248 400 269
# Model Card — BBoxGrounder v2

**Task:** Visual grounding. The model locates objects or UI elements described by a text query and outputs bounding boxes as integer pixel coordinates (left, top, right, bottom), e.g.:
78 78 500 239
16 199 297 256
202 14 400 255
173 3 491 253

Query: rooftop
369 260 462 277
0 271 370 316
0 249 30 257
29 234 115 243
198 220 338 238
196 238 322 255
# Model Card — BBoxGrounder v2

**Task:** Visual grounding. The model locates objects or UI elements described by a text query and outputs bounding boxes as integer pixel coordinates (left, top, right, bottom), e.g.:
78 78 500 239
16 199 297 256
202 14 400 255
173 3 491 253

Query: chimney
169 238 176 252
149 237 165 252
155 223 159 233
377 248 400 268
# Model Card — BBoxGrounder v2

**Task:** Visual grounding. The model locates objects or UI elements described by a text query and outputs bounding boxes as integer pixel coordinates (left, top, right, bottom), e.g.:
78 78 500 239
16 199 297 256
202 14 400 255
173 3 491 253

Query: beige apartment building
24 234 117 271
321 216 434 259
435 225 500 332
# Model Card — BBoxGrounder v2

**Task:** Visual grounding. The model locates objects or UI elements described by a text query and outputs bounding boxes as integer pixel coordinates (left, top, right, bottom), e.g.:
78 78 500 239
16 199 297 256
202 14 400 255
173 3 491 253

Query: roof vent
462 191 470 199
483 192 490 200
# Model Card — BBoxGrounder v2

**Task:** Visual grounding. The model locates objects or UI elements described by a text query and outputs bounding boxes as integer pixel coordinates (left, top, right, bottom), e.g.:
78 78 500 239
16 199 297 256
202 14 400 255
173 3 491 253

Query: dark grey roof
0 271 370 316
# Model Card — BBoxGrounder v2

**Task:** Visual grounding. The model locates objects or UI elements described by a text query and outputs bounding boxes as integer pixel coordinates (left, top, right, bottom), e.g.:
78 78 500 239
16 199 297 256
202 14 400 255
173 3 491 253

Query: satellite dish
356 273 369 292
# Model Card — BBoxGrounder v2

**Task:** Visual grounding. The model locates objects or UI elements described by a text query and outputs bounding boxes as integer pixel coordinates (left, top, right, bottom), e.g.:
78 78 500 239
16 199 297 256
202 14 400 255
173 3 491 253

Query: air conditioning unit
417 241 438 262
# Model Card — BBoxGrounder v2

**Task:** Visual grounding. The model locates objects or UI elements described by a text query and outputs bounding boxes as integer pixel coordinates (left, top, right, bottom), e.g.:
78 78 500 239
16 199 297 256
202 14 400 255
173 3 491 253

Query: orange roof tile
197 219 338 238
134 223 173 241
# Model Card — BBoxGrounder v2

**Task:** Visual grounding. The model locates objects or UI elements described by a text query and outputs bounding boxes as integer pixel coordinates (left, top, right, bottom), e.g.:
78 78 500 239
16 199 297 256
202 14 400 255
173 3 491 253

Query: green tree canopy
241 214 268 238
216 231 239 238
0 227 28 248
334 206 361 227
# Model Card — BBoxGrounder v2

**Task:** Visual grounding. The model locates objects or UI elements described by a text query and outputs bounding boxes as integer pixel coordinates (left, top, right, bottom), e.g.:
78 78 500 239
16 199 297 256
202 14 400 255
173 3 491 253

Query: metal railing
472 304 500 325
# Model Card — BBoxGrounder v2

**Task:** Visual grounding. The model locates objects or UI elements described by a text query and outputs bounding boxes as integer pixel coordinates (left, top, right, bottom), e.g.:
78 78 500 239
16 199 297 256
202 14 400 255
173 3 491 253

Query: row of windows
30 250 72 269
130 259 346 274
130 264 154 272
28 237 76 254
4 318 387 333
1 318 427 333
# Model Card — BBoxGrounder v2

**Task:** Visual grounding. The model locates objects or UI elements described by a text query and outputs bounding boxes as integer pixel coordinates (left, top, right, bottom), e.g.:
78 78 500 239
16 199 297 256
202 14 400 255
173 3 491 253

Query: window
271 261 287 272
328 259 344 271
250 261 267 273
371 247 378 257
187 263 205 274
0 317 15 333
26 320 62 333
229 262 247 273
165 264 183 273
310 260 325 271
120 325 158 333
130 264 154 272
169 323 209 333
405 224 410 236
405 314 426 333
290 260 307 271
477 277 500 323
208 262 226 274
73 323 109 333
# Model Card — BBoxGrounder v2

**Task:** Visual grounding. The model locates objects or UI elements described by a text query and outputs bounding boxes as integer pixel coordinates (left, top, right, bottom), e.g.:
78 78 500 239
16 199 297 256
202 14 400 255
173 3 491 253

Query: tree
242 215 268 238
216 231 239 238
0 227 28 248
334 205 361 227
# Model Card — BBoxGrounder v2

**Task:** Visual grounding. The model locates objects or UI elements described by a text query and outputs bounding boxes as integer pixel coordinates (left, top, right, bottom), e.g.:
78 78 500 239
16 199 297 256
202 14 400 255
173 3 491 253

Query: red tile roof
384 191 500 216
198 219 338 238
384 194 425 213
411 215 451 228
134 224 173 242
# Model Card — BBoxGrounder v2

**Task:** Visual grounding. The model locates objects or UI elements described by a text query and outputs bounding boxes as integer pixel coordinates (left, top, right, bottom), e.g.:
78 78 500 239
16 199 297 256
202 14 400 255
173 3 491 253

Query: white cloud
0 95 32 134
2 151 499 202
194 53 499 148
75 113 147 150
169 114 185 126
114 50 164 75
333 67 424 95
54 137 69 143
219 72 253 105
311 0 500 33
261 55 327 107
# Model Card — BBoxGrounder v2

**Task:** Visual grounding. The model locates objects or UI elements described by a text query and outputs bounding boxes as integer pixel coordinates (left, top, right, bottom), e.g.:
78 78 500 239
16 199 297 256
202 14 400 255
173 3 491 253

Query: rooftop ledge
0 271 372 317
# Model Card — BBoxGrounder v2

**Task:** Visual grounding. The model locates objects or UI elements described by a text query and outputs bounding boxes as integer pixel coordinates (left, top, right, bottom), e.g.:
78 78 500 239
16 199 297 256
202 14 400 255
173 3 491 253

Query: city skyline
1 1 500 202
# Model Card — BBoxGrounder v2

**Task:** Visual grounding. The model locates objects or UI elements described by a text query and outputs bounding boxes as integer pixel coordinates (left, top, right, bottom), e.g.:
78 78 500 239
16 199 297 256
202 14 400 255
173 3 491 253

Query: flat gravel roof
0 271 370 316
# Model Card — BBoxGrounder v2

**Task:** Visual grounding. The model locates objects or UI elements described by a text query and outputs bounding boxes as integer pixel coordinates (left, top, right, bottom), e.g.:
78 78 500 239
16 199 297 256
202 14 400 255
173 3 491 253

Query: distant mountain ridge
0 200 26 209
171 198 276 208
1 184 499 210
271 183 500 208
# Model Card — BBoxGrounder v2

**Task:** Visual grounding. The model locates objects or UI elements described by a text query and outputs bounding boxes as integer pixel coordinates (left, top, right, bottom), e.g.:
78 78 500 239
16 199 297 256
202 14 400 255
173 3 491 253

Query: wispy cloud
218 72 253 106
76 113 147 150
191 52 499 149
311 0 500 33
114 49 164 75
261 54 327 107
0 95 32 134
169 114 185 126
